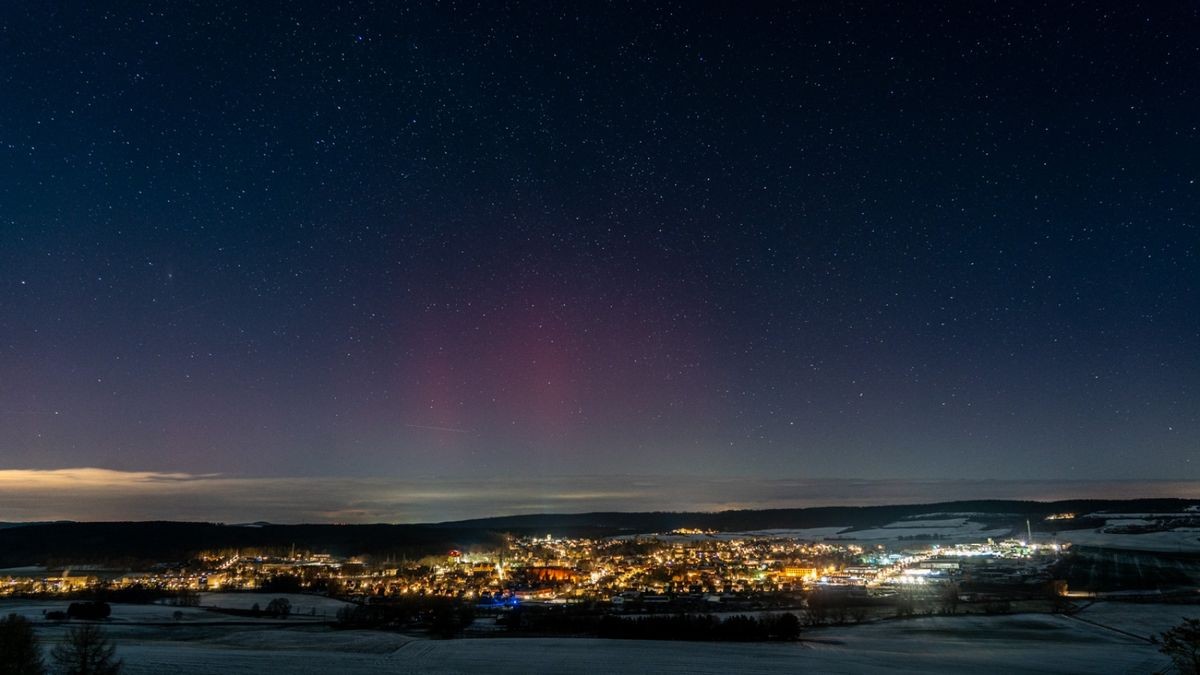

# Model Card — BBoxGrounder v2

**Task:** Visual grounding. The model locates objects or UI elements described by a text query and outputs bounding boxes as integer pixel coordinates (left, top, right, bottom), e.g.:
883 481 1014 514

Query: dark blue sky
1 2 1196 493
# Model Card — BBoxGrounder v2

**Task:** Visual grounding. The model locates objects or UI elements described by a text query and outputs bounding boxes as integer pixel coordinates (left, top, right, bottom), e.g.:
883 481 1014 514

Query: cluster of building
0 531 1066 606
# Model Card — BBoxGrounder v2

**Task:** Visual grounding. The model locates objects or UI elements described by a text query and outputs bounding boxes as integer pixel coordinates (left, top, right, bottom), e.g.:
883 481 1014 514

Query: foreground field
4 599 1183 674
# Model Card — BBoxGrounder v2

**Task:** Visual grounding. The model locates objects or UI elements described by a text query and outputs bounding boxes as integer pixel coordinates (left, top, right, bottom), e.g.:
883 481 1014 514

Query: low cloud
0 468 1195 524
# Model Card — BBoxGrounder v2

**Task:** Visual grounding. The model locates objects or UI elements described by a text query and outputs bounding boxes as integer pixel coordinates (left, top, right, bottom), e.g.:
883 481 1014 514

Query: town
2 529 1068 622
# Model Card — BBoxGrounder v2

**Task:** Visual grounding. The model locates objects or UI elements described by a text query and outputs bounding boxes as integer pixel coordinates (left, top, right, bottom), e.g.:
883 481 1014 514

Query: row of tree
491 605 802 642
0 614 122 675
334 597 476 638
207 598 292 619
596 613 803 642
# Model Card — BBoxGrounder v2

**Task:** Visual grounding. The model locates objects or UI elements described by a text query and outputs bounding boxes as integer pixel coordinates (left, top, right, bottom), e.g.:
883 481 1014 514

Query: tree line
596 613 802 642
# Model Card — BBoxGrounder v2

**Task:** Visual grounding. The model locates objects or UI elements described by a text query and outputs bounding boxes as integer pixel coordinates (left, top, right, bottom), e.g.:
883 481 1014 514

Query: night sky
1 3 1197 518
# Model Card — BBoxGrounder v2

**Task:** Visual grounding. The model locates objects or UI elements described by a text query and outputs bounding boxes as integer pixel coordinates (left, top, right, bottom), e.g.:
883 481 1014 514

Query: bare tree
265 597 292 618
849 604 869 624
1157 618 1200 675
50 624 122 675
802 593 828 626
893 588 916 618
0 613 45 675
938 582 960 615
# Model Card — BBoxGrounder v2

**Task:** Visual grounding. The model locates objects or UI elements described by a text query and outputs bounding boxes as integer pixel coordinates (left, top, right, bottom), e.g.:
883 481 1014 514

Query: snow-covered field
616 518 1027 544
617 519 1021 544
6 600 1179 674
717 527 851 540
829 518 1011 543
883 518 974 529
612 527 851 543
1072 601 1199 639
1056 527 1200 553
1 599 219 624
0 593 354 625
1103 518 1155 527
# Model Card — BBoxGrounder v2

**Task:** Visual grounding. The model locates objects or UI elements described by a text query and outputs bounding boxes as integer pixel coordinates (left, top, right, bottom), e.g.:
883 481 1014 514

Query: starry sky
1 2 1197 517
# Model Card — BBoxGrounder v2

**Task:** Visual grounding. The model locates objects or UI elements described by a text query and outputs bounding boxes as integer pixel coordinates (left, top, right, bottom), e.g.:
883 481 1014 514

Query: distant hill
0 521 501 567
0 521 72 530
435 498 1195 532
0 498 1193 566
